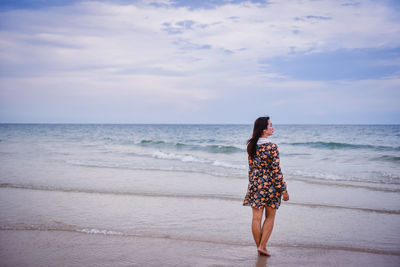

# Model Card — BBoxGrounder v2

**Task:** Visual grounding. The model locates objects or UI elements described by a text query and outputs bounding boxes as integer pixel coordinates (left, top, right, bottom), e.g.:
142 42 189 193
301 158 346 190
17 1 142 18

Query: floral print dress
243 142 287 209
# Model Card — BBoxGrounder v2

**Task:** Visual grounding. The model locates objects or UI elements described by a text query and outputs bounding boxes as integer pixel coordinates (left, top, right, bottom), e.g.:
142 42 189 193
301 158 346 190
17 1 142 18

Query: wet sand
1 230 399 267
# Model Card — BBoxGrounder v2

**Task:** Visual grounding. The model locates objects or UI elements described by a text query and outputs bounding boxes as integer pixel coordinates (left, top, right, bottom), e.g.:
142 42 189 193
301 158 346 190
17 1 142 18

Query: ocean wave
138 139 245 153
212 160 244 169
65 158 399 191
375 155 400 162
152 151 209 163
1 183 399 214
152 151 245 169
287 175 400 192
67 159 132 169
68 147 247 171
281 152 312 156
140 140 166 145
284 141 400 151
66 159 246 177
283 168 400 192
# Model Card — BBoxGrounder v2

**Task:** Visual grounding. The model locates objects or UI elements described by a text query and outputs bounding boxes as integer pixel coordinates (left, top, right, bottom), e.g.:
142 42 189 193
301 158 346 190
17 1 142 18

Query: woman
243 116 289 256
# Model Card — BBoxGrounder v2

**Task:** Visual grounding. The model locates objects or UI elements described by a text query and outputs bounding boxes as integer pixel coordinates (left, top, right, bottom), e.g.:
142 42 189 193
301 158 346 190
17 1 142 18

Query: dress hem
242 202 280 210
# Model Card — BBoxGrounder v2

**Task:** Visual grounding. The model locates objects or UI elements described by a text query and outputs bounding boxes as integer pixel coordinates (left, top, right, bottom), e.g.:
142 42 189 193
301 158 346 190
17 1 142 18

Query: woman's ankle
258 244 266 250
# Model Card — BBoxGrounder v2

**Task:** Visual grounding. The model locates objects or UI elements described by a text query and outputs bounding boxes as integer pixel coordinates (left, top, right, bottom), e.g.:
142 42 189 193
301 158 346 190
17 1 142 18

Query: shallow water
1 124 399 186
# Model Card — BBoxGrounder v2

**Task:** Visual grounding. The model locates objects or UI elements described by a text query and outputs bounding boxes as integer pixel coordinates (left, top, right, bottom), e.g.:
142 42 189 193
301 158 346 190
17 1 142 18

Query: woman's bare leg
251 207 263 249
257 206 276 256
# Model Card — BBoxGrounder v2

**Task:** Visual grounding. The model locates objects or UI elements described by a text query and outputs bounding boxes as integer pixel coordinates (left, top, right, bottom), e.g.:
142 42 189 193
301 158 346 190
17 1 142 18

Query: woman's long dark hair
247 116 270 158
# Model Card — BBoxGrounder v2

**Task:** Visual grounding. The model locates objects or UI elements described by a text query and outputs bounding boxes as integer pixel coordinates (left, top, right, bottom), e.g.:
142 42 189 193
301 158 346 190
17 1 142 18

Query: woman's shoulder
257 142 279 151
257 141 277 147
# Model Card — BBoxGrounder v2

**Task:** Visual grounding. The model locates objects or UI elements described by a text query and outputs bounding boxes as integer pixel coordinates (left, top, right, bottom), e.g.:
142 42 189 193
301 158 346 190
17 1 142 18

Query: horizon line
0 122 399 126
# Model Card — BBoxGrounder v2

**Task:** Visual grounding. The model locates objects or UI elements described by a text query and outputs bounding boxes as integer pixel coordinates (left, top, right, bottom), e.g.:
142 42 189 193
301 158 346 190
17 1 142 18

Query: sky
0 0 399 124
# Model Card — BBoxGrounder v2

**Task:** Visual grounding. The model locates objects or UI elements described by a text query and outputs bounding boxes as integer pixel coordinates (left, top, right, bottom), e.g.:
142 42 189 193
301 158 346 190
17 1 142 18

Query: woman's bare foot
257 247 271 257
257 251 266 256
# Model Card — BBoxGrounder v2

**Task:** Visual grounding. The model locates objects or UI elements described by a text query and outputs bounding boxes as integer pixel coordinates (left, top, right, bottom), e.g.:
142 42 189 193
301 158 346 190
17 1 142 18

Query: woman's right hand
282 191 289 201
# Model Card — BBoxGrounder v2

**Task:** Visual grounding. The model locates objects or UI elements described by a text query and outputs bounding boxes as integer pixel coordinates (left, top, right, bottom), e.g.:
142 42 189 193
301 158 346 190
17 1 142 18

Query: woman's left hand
282 191 289 201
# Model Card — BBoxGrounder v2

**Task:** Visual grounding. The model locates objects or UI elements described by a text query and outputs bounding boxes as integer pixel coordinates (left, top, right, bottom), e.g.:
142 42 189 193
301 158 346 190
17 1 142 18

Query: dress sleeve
271 144 287 193
248 157 254 180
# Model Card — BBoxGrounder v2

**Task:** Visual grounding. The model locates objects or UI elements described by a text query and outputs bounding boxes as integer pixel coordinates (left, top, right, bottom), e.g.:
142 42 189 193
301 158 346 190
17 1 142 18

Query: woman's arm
271 144 288 194
248 157 254 179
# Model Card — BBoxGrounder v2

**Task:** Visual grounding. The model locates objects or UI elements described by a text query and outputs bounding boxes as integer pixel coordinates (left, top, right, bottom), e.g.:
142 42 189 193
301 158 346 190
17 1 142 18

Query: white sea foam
151 151 209 163
212 160 246 169
79 228 123 235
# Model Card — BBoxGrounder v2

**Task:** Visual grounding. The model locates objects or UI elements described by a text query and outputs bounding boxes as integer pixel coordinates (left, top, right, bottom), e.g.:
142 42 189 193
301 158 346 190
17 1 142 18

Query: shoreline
1 182 399 215
1 228 399 257
1 230 399 267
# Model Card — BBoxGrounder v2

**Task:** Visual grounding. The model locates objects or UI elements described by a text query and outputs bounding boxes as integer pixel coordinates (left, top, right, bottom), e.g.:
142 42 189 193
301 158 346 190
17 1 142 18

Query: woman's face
263 121 274 136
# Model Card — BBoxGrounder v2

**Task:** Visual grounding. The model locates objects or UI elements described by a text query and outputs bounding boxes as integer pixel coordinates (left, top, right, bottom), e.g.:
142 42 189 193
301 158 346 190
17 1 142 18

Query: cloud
260 47 400 80
294 15 332 21
341 2 361 7
0 0 399 123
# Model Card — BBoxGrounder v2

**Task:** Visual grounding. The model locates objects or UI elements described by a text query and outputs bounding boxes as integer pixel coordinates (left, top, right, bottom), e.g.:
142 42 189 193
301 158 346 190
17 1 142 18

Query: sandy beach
0 168 399 266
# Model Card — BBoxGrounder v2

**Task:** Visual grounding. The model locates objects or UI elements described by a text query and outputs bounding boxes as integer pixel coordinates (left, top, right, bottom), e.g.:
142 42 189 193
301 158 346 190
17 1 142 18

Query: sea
0 124 399 266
